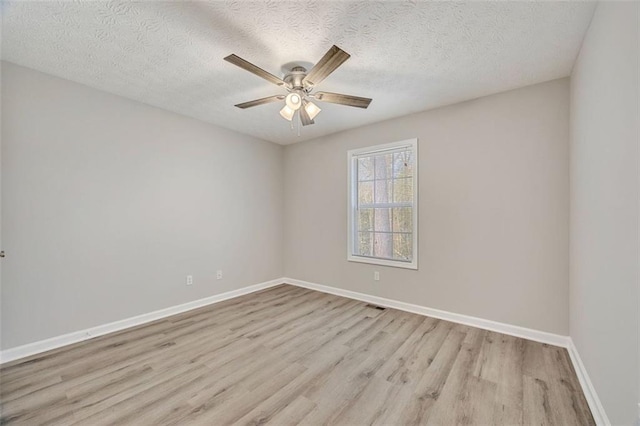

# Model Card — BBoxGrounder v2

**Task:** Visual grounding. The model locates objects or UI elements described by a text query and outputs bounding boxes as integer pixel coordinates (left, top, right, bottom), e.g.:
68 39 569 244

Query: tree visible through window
348 139 418 269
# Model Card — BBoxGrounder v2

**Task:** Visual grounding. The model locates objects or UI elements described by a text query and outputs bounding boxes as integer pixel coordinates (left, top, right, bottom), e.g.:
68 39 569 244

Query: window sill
347 255 418 270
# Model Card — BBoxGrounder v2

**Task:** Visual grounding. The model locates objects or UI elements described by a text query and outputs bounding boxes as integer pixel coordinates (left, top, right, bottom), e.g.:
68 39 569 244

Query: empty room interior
0 1 638 425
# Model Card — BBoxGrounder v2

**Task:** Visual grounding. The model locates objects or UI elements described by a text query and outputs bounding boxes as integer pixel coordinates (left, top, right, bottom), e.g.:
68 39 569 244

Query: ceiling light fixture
279 105 295 121
285 93 302 110
303 100 321 120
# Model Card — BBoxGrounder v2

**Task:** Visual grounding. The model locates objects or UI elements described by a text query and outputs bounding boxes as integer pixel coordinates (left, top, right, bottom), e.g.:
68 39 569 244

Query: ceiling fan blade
235 95 284 109
224 54 285 86
299 106 315 126
303 45 350 86
314 92 372 109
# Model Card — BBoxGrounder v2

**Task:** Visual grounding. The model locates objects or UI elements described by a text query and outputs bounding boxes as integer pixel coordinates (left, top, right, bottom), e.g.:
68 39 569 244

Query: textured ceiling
2 1 595 145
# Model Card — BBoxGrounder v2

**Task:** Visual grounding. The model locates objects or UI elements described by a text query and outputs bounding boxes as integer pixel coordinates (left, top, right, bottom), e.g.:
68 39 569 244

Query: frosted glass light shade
285 93 302 110
304 101 321 120
279 105 295 121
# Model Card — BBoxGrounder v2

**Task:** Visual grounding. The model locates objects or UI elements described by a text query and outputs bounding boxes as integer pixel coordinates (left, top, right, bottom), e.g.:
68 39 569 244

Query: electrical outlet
374 271 380 281
186 275 193 286
216 270 223 280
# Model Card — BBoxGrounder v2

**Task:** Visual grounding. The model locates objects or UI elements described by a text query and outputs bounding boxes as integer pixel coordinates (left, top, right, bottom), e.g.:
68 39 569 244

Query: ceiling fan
224 45 372 127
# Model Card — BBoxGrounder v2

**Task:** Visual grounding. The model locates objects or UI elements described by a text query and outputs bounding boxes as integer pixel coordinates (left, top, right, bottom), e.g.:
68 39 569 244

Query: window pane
392 207 413 233
393 177 413 203
358 181 373 204
357 208 374 232
373 232 393 258
374 153 393 180
393 233 413 261
392 153 401 177
373 208 392 233
374 179 392 203
358 157 374 181
358 231 373 257
394 150 413 178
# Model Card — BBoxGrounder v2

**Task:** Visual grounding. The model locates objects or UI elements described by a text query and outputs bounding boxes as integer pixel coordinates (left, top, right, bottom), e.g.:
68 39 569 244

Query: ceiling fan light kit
303 100 321 120
285 93 302 110
224 45 372 131
279 105 295 121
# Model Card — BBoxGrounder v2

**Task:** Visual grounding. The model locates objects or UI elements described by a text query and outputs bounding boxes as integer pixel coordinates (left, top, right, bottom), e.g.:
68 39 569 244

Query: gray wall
284 78 570 335
569 2 639 425
1 62 284 349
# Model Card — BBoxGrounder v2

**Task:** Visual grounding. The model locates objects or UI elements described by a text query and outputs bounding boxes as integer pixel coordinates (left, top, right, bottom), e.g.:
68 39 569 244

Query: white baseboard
0 278 283 365
566 339 610 426
284 277 570 347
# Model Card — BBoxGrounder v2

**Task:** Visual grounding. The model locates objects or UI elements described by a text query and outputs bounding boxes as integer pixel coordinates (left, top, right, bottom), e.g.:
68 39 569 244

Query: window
347 138 418 269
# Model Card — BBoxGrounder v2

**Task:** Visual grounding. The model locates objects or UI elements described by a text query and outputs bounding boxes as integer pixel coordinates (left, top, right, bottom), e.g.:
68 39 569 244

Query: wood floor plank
263 395 316 426
185 363 307 425
0 284 595 425
424 328 490 425
475 333 525 424
523 374 556 426
324 376 400 425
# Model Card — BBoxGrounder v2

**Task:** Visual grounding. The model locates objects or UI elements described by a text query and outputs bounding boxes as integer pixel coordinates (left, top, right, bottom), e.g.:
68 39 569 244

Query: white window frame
347 138 418 270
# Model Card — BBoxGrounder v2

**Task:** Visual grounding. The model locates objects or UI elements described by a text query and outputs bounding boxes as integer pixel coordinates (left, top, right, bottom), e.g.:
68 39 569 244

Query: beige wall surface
284 78 570 335
569 2 639 425
1 62 284 349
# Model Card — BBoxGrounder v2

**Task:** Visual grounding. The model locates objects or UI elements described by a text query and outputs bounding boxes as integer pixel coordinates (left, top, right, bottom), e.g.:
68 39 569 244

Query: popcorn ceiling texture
2 1 595 144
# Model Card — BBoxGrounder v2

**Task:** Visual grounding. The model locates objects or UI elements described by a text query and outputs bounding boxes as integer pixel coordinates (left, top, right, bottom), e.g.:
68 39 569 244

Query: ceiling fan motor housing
284 66 308 90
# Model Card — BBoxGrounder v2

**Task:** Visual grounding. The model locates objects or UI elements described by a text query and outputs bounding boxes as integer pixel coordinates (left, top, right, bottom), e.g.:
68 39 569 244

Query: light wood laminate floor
0 284 594 425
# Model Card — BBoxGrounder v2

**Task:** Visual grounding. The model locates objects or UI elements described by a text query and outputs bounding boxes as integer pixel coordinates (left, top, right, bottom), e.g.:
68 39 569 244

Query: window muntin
348 139 418 269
